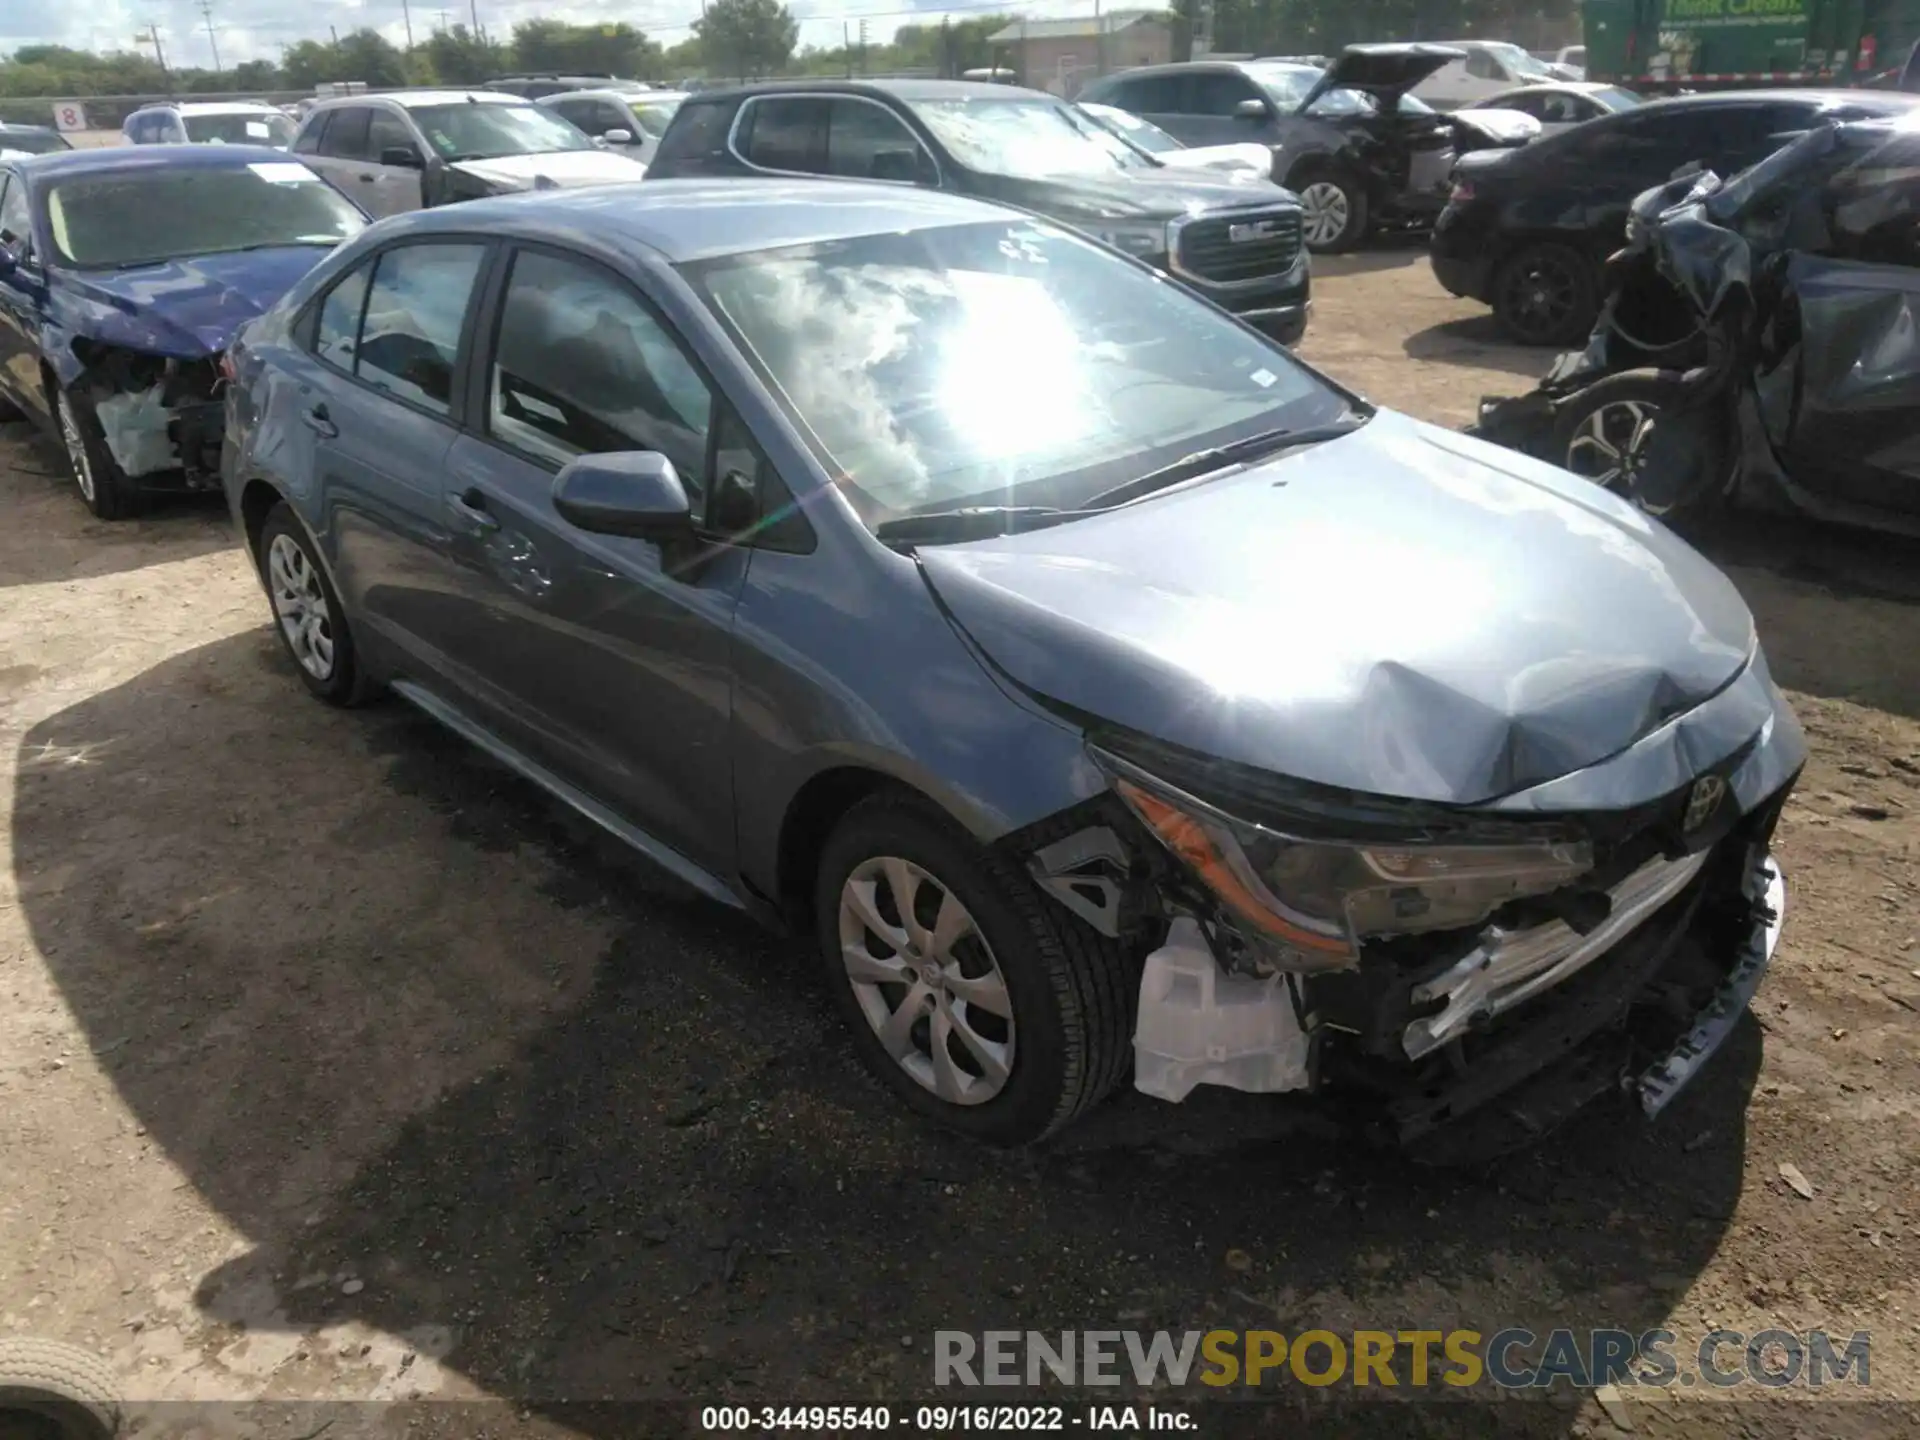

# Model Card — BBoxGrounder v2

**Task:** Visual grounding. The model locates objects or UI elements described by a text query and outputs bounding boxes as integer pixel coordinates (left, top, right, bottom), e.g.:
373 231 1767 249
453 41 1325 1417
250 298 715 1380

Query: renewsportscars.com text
934 1328 1872 1390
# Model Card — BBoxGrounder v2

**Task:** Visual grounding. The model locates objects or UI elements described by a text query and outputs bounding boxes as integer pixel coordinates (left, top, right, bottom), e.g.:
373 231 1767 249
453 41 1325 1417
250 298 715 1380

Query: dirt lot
1 244 1917 1439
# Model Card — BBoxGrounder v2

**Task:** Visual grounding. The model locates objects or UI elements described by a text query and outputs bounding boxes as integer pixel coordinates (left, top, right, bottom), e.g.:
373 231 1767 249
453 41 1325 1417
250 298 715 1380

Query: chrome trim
1403 848 1711 1059
1167 207 1308 293
1637 849 1784 1117
724 92 943 188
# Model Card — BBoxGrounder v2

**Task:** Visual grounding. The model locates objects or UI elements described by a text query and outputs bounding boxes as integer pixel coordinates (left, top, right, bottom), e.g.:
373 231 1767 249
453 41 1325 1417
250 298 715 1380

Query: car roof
374 177 1018 262
690 77 1057 104
538 88 689 105
0 121 58 133
1631 88 1920 114
176 101 283 115
9 144 302 179
308 90 523 111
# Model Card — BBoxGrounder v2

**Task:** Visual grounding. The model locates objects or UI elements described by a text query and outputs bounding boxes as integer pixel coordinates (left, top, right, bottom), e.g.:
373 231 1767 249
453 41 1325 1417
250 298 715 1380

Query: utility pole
330 24 340 45
469 0 482 48
198 0 221 71
857 18 868 75
400 0 415 50
136 25 174 94
1094 0 1103 77
843 20 852 77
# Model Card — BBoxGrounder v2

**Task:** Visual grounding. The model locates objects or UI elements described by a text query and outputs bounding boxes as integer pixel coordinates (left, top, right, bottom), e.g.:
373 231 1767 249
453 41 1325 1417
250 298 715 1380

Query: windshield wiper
873 505 1091 546
1080 416 1371 511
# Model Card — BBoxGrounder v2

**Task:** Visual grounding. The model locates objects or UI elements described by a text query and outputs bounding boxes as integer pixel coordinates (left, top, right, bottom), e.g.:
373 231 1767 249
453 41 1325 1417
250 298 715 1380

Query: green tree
510 20 660 78
421 24 500 85
692 0 799 80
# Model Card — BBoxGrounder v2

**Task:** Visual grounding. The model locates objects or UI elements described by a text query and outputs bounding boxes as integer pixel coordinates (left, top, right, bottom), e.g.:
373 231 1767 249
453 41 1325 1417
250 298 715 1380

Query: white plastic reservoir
1133 916 1312 1102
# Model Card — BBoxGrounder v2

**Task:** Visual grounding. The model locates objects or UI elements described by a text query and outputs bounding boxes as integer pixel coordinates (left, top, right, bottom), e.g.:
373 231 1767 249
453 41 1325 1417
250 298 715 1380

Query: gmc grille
1175 209 1303 284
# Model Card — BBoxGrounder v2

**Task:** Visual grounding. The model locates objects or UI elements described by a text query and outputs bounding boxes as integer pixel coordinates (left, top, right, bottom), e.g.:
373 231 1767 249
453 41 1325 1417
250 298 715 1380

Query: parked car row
0 83 1823 1165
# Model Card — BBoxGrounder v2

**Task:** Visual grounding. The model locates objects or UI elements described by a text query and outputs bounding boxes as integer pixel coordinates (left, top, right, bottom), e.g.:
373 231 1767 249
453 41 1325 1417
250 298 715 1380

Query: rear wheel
1553 372 1727 523
814 793 1135 1145
1492 242 1598 346
255 503 376 706
1292 172 1368 253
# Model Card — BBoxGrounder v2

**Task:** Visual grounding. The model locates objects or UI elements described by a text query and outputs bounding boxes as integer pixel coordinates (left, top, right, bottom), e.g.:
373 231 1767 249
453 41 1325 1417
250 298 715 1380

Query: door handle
357 173 376 182
301 403 337 439
448 488 501 534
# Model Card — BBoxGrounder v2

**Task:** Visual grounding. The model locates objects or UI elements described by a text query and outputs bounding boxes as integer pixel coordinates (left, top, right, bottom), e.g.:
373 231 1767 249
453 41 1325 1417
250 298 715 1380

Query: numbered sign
52 101 89 132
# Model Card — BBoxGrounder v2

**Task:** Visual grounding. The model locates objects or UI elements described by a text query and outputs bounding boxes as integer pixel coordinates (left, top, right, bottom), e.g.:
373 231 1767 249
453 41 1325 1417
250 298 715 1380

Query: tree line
0 0 1021 104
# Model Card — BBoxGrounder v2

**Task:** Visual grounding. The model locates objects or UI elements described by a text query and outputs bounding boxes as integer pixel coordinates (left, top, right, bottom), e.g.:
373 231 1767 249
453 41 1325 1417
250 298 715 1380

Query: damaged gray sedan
223 181 1804 1162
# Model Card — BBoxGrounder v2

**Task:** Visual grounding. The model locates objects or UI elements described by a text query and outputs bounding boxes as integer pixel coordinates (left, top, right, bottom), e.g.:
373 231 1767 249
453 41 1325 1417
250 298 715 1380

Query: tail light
1861 33 1878 68
1450 179 1476 204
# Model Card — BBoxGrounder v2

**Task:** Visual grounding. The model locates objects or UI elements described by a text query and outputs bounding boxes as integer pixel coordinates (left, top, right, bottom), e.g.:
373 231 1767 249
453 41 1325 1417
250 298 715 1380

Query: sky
0 0 1113 67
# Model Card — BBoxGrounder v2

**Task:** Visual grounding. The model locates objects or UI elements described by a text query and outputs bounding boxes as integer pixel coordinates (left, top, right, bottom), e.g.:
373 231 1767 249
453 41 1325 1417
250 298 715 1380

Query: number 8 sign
52 101 88 133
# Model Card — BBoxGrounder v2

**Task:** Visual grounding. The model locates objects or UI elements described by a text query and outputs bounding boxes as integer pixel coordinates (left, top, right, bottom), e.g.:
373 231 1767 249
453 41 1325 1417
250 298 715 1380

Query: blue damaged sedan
221 179 1805 1162
0 145 365 518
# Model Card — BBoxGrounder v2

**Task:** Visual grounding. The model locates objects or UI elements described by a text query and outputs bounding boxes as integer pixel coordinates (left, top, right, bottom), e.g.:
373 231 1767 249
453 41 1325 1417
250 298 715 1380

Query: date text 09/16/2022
699 1406 1193 1431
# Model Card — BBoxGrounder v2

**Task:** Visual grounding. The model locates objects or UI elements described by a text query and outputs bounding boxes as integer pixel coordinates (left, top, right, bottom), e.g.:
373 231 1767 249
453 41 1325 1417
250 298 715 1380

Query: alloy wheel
1500 251 1580 343
1298 182 1350 249
837 855 1015 1106
266 533 336 680
57 393 95 503
1565 398 1670 513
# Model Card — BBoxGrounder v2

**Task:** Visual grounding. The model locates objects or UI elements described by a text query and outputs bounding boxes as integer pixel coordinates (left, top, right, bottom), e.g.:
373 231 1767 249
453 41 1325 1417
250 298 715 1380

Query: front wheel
1492 242 1599 346
1292 173 1369 253
1552 372 1728 523
814 793 1135 1145
55 388 141 521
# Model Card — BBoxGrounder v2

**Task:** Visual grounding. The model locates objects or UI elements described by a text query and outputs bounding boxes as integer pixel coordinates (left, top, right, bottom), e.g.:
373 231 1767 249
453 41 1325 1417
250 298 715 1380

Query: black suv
646 78 1311 343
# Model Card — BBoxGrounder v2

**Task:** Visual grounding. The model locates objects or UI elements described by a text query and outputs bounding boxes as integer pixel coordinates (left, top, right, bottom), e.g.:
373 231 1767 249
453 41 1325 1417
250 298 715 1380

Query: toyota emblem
1683 774 1727 833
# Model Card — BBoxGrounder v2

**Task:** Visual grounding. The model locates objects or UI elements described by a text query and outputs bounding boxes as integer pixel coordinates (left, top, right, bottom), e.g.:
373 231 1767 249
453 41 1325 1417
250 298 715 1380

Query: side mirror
602 128 635 145
552 452 693 542
381 146 423 169
1233 98 1271 121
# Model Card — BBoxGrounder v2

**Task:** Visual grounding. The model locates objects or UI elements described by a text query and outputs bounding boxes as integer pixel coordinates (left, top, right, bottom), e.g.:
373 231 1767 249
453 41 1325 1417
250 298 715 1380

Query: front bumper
1239 300 1311 346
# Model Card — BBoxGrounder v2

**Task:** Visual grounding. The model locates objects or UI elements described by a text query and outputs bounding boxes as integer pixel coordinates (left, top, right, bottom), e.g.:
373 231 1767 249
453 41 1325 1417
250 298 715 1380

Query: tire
1551 371 1728 524
0 1338 119 1440
814 792 1135 1145
255 502 377 706
1290 171 1369 253
1491 241 1599 347
54 387 142 521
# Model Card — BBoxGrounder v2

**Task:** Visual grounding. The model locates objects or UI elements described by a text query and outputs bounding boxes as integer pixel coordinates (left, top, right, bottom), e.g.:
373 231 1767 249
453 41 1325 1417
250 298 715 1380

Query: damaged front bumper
73 347 227 489
1027 664 1804 1162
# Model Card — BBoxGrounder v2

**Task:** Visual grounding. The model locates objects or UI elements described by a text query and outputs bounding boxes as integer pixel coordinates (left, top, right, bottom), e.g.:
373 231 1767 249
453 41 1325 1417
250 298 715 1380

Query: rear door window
0 176 27 250
737 96 831 173
292 114 325 154
354 243 487 414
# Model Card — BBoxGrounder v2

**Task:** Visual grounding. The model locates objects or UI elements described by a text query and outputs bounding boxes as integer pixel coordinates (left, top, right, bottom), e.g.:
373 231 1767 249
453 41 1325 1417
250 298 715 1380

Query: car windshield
1482 43 1556 79
184 111 297 147
686 219 1348 528
45 163 366 268
1243 63 1382 118
1593 86 1645 110
0 130 69 155
628 97 684 137
407 102 591 160
911 97 1154 177
1080 103 1181 154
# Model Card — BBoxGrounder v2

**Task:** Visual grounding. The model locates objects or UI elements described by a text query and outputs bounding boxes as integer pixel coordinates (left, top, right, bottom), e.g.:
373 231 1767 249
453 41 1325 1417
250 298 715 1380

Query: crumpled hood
1157 143 1276 179
918 411 1757 805
978 167 1295 222
61 245 338 358
1449 107 1541 146
450 148 648 190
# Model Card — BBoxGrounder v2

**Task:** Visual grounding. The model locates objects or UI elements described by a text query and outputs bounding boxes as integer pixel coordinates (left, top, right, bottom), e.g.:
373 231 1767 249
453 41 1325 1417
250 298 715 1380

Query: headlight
1092 222 1169 258
1104 759 1592 972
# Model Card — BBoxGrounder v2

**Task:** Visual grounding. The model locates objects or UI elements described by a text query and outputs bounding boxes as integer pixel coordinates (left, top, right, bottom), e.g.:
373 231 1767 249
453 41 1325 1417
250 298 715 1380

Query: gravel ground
0 243 1917 1439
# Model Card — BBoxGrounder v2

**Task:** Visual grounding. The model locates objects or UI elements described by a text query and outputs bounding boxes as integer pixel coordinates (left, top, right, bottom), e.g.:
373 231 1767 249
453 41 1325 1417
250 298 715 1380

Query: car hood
1299 43 1467 111
977 167 1297 222
1157 143 1276 178
917 411 1757 805
58 245 339 359
450 148 648 190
